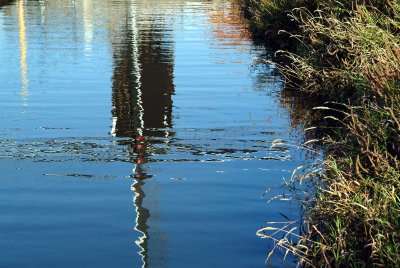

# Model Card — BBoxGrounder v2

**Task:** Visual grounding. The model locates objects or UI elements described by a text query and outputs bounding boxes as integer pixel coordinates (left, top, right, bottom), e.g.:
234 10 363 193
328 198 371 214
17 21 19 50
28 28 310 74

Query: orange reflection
209 2 251 44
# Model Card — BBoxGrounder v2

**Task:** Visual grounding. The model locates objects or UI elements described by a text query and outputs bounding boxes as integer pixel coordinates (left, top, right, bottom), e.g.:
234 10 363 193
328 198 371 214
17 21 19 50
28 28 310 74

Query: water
0 0 306 267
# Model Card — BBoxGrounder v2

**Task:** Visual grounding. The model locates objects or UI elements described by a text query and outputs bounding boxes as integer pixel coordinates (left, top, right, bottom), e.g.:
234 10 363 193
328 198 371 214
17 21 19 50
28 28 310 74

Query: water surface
0 0 305 267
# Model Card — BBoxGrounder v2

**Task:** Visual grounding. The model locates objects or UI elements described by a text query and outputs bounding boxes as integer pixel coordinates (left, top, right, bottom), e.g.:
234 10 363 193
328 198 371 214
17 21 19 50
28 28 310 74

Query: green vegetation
242 0 400 266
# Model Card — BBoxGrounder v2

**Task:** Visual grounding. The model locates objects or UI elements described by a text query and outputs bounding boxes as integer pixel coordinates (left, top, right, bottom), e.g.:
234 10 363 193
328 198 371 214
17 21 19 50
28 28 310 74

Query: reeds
242 0 400 266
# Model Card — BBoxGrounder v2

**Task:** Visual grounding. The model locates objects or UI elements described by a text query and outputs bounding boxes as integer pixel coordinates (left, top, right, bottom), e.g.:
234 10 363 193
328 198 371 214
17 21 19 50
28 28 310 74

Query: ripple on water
0 127 294 164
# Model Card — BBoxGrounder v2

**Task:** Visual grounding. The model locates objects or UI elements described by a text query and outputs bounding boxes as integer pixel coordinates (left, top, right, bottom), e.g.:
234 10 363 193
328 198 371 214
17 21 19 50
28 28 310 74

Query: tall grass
243 0 400 266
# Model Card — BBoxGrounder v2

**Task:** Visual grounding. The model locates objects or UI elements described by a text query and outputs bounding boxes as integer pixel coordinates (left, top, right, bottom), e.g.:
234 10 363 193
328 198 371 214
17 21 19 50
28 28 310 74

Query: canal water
0 0 307 267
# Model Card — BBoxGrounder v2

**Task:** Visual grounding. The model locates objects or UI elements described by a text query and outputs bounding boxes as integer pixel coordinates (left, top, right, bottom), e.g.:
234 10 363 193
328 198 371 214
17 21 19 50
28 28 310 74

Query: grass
242 0 400 266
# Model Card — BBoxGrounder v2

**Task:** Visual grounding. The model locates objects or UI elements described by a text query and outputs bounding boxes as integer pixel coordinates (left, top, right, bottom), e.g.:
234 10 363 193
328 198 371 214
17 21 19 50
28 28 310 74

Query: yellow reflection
18 0 28 105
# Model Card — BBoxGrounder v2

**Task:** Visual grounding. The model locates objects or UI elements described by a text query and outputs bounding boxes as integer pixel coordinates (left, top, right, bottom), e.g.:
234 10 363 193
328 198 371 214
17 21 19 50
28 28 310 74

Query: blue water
0 0 306 267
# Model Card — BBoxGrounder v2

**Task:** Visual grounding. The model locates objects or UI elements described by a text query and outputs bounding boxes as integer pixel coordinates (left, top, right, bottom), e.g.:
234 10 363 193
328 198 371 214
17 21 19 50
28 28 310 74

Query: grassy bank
242 0 400 266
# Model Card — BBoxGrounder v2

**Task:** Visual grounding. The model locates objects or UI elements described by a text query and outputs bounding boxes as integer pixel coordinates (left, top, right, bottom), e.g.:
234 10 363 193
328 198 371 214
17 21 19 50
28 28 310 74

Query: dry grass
242 0 400 266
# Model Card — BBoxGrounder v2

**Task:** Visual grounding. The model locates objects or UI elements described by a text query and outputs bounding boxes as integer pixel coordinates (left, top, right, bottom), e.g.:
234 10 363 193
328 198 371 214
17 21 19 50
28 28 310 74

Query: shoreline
240 1 400 266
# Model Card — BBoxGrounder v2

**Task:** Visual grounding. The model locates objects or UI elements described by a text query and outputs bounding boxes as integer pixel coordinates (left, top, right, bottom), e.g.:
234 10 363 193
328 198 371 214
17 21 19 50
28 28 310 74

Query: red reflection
132 135 152 180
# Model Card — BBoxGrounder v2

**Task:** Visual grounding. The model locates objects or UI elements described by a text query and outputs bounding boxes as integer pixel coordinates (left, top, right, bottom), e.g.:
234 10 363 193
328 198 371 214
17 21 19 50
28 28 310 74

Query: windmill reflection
0 0 15 8
110 0 174 266
131 179 150 267
111 8 174 138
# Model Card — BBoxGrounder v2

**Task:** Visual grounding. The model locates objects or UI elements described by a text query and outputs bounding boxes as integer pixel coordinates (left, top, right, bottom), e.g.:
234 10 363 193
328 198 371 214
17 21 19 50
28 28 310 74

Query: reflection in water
38 0 45 25
111 17 174 137
0 0 305 266
131 136 153 268
209 1 251 45
0 0 14 8
18 0 28 105
111 0 174 266
131 179 150 268
82 0 93 54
